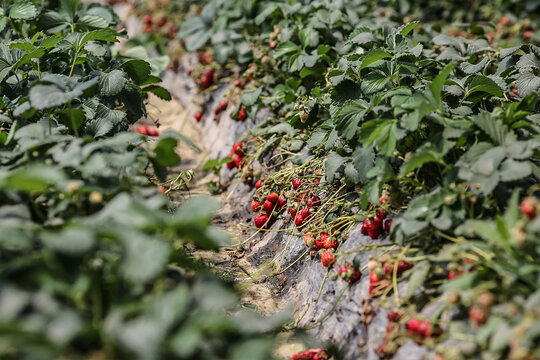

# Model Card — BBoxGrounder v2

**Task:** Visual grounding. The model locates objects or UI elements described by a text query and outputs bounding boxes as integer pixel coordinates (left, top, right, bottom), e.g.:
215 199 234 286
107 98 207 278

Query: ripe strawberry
524 30 532 40
369 272 380 284
512 89 519 96
233 141 244 156
267 192 279 204
520 197 537 219
321 252 335 267
200 75 213 89
448 270 456 280
219 100 228 111
367 225 381 239
187 68 192 75
292 177 303 190
148 128 159 137
137 125 149 135
143 14 152 25
278 197 287 210
398 261 414 273
255 179 262 189
469 306 486 326
201 52 212 64
314 233 327 249
384 218 392 233
226 153 235 170
237 109 247 121
263 200 275 215
270 40 277 49
323 235 338 250
407 318 420 333
500 17 510 26
299 207 310 219
254 214 269 229
377 210 387 219
361 219 371 235
194 112 202 122
295 214 304 227
289 206 297 218
142 24 151 33
251 200 262 212
417 321 431 337
157 16 166 27
233 154 243 168
234 80 241 88
387 310 401 322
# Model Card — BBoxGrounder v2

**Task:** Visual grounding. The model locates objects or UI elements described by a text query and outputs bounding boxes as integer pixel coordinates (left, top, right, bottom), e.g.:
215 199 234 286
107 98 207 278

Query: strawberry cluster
251 191 287 229
361 210 391 239
226 141 245 170
292 348 328 360
367 258 414 296
406 317 443 342
136 125 159 137
338 263 361 283
373 310 402 358
141 14 178 39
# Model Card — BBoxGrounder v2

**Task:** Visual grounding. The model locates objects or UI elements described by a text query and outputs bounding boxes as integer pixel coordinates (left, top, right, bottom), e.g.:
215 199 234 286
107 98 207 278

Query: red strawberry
270 40 277 49
367 225 381 239
321 252 335 267
377 210 387 219
254 214 269 229
398 261 414 274
187 68 192 75
384 218 392 233
292 177 303 190
251 200 262 212
142 24 151 33
513 89 519 96
201 52 212 64
233 155 243 168
407 318 420 334
299 207 310 219
469 306 486 326
255 179 262 189
448 271 456 280
137 125 149 135
500 17 510 26
379 193 389 205
417 321 431 337
143 14 152 25
278 197 287 210
237 109 247 121
520 197 537 219
263 200 275 215
194 112 202 122
157 16 166 27
289 207 297 218
148 128 159 137
234 80 241 88
361 218 371 235
233 141 244 156
226 152 235 170
323 235 338 250
267 192 279 204
369 272 380 284
387 310 401 322
295 214 304 227
524 30 532 40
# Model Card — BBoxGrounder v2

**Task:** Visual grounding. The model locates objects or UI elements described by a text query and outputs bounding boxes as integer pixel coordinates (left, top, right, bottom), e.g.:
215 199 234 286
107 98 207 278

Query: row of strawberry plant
0 1 286 359
162 1 540 359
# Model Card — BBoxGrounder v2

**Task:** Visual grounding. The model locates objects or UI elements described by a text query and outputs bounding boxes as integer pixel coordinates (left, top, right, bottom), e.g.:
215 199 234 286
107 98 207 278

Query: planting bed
1 1 540 360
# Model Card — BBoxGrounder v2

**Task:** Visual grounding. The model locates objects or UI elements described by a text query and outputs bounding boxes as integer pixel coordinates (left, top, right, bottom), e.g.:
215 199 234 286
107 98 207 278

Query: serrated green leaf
29 84 82 110
99 70 126 97
429 62 456 105
359 49 392 71
9 1 38 20
144 85 171 101
324 152 345 183
122 59 151 84
241 88 262 106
